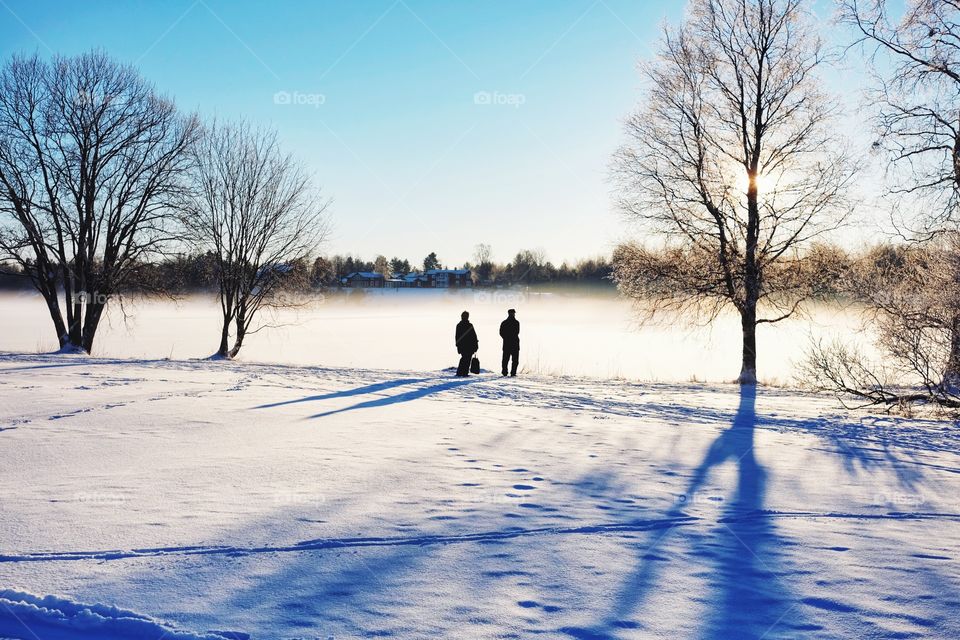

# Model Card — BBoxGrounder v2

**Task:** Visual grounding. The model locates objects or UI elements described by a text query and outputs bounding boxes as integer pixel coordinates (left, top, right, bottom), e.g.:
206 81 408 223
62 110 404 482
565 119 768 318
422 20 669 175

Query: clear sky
0 0 863 266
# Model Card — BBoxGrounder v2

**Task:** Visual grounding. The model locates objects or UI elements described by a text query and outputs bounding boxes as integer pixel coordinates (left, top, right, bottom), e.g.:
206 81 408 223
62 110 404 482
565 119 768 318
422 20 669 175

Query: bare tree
474 243 491 265
840 0 960 382
0 51 198 352
182 121 328 359
373 254 390 277
612 0 855 383
473 243 494 283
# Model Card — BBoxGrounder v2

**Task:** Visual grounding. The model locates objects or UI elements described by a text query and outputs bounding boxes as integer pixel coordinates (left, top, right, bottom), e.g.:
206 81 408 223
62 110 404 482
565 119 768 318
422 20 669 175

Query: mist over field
2 289 865 383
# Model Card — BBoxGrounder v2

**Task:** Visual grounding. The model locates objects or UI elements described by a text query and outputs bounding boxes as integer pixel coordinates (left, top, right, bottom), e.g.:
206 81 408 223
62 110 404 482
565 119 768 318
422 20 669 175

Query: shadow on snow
252 377 432 410
560 386 810 639
306 377 487 419
250 373 489 419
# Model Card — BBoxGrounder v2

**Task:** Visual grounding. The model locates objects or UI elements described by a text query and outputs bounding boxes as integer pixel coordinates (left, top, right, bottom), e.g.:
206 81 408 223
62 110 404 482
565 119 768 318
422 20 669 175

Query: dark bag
470 356 480 374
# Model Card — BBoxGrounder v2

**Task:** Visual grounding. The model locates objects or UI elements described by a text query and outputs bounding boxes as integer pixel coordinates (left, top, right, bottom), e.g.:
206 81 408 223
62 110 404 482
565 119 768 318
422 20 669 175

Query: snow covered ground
1 352 958 639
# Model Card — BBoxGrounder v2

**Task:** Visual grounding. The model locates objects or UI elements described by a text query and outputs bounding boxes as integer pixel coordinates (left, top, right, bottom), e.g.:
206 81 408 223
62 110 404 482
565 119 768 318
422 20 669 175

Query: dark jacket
455 320 479 354
499 317 520 350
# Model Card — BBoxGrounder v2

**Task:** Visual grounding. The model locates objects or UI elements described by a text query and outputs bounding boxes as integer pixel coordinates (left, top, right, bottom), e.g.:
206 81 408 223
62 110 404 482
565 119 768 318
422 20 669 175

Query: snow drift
0 589 248 640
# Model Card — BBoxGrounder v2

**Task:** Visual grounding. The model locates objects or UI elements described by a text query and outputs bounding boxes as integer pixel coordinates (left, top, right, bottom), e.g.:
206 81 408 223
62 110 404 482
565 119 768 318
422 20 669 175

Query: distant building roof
345 271 385 279
425 268 470 275
257 263 295 276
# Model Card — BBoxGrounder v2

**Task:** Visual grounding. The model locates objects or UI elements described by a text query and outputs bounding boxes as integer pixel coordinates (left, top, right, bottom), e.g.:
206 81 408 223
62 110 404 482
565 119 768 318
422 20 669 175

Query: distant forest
0 248 614 292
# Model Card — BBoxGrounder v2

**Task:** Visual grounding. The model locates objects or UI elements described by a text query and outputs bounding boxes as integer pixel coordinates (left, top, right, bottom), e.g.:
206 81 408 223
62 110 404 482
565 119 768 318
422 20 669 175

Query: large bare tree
182 121 328 359
0 51 198 352
840 0 960 382
613 0 855 383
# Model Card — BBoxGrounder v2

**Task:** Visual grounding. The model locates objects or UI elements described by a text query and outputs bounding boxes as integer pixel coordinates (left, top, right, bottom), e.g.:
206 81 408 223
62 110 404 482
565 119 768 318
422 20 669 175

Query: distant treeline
0 249 614 292
0 242 920 296
327 250 613 286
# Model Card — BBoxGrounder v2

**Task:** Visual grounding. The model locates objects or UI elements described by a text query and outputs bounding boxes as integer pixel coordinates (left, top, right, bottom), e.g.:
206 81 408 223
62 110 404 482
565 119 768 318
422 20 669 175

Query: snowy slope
0 352 958 639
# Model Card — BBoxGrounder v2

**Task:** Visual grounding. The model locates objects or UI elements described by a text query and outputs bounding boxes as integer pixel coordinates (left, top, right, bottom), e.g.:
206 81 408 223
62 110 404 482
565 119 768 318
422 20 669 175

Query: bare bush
803 236 960 409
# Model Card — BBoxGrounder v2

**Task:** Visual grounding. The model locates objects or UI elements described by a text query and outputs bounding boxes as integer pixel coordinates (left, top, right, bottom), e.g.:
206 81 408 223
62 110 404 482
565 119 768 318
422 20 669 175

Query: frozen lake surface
0 289 866 383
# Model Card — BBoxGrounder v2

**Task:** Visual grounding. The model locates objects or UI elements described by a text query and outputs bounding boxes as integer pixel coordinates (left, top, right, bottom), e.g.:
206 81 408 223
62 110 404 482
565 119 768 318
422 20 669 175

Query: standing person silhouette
499 308 520 377
454 311 479 377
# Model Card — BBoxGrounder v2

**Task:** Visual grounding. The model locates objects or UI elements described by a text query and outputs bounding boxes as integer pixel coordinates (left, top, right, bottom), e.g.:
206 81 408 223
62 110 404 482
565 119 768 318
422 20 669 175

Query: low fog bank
0 288 866 383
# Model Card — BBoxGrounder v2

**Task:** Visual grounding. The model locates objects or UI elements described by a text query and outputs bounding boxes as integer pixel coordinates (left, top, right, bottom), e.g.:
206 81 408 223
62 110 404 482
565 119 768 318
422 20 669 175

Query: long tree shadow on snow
696 387 818 637
307 377 487 419
252 377 432 410
562 386 809 639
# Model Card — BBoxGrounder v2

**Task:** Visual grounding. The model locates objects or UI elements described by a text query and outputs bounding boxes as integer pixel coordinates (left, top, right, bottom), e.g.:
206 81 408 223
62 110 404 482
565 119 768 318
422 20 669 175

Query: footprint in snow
516 601 562 613
48 407 93 420
800 597 858 613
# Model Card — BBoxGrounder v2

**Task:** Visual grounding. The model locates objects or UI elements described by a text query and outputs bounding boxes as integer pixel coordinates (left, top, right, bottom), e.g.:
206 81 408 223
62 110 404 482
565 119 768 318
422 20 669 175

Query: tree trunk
229 316 246 359
217 317 231 358
55 285 85 352
80 299 105 354
943 313 960 389
945 128 960 388
62 268 83 349
39 289 69 349
25 256 70 349
738 305 758 385
740 168 761 386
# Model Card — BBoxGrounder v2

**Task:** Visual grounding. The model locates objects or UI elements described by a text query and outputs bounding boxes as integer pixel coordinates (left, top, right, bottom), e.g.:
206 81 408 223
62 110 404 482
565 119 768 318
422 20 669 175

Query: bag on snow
470 356 481 374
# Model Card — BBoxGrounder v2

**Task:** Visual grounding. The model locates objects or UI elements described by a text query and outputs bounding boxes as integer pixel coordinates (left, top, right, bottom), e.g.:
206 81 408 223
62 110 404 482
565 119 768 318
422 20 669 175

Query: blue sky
1 0 861 266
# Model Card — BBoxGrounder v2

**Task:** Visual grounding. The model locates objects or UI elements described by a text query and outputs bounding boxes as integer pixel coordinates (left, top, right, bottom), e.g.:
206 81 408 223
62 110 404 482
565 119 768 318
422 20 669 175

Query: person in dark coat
454 311 479 376
499 308 520 377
